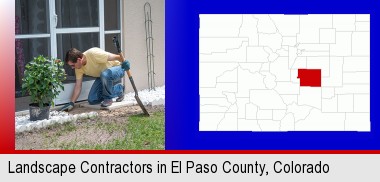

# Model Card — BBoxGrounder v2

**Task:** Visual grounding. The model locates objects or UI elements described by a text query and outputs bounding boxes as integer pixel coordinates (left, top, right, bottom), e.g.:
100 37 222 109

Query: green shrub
22 55 66 108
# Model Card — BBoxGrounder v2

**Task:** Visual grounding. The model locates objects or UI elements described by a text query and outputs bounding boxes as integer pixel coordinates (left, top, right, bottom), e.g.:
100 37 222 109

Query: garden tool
113 36 150 116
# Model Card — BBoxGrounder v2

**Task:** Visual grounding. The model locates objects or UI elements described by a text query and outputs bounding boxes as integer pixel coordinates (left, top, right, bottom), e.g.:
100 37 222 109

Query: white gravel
15 85 165 133
15 111 98 133
123 85 165 106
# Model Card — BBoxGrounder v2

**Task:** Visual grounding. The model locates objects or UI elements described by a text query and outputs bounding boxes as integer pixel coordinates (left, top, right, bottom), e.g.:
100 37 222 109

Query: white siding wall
122 0 165 92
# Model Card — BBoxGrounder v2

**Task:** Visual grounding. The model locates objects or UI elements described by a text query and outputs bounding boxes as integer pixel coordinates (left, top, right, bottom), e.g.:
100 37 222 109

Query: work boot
101 99 113 107
116 85 125 102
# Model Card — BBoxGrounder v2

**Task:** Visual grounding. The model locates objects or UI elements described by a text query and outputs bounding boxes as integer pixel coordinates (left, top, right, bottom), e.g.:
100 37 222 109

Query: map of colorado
199 14 370 131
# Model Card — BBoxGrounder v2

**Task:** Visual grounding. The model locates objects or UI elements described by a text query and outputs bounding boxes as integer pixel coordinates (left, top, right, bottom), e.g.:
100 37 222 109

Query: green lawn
104 111 165 150
17 111 165 150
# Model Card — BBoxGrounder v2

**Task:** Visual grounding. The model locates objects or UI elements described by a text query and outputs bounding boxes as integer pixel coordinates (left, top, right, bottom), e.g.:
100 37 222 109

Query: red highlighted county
297 69 321 87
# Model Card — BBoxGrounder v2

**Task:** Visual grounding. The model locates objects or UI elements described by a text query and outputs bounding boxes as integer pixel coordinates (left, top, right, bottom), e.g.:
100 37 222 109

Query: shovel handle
113 36 138 94
117 49 133 79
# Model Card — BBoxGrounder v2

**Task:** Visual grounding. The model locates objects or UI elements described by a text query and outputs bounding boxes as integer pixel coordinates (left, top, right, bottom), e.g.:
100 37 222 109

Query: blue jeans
87 66 125 105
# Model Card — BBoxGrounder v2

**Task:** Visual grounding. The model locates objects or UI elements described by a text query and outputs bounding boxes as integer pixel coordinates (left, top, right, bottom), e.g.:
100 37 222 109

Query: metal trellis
144 2 155 91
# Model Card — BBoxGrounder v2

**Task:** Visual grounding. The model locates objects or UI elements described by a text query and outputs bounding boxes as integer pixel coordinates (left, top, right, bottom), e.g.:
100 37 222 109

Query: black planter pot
29 103 50 121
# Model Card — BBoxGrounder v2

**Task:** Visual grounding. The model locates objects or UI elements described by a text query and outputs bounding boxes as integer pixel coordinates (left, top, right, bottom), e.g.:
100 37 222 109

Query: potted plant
22 55 66 121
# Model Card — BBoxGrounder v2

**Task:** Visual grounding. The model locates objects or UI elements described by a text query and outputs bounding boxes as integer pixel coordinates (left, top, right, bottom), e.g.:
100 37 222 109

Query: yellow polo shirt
75 47 120 80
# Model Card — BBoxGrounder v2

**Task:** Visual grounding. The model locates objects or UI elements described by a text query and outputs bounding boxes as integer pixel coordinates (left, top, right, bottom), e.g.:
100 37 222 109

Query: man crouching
59 47 130 111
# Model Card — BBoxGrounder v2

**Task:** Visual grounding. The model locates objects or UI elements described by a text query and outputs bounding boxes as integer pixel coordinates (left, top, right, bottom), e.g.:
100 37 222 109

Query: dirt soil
15 104 164 150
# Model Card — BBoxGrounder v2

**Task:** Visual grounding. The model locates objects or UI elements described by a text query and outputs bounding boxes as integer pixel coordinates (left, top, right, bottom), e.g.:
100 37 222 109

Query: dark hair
65 48 83 63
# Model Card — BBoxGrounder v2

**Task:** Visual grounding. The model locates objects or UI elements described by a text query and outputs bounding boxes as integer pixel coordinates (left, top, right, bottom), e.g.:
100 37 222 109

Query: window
55 0 99 28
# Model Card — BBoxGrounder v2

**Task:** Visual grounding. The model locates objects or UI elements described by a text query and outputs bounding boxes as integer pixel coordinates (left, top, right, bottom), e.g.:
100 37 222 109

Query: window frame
15 0 123 105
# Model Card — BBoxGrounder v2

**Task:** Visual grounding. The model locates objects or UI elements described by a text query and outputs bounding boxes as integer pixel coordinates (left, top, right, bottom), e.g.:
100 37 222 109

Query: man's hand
121 60 130 71
59 102 74 111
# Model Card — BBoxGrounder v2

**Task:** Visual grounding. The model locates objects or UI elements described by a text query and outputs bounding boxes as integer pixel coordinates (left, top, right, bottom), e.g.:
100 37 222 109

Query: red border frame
0 150 379 154
3 2 380 155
